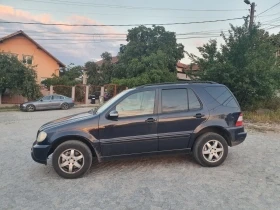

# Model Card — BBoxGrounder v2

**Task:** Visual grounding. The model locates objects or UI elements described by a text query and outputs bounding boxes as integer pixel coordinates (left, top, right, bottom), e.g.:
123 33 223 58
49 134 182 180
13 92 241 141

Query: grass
0 105 19 112
244 110 280 123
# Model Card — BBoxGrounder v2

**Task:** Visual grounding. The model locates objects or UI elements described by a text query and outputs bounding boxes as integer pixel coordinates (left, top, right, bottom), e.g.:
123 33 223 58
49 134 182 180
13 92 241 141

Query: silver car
20 95 75 112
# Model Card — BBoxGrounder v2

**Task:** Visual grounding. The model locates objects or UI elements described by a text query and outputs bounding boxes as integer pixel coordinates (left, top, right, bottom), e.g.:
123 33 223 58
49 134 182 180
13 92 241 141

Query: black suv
31 82 247 179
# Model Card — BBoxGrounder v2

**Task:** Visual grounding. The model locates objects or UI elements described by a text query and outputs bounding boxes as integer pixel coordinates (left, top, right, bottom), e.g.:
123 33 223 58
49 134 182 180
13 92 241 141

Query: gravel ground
0 108 279 210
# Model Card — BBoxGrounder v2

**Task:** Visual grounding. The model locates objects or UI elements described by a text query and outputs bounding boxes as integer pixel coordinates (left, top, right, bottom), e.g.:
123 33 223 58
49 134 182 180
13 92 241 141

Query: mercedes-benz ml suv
31 82 247 179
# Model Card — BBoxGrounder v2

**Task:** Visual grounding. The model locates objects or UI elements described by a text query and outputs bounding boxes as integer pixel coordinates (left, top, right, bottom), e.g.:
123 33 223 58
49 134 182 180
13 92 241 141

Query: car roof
136 81 224 89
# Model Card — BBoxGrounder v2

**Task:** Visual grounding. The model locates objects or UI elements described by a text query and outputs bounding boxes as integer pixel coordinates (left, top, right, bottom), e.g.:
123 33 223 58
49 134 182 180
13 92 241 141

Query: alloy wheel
202 140 224 163
58 149 84 174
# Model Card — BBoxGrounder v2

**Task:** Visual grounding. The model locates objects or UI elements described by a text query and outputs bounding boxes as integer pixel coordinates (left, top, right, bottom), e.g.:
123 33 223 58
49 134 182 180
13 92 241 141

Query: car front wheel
52 140 92 179
26 104 35 112
193 132 228 167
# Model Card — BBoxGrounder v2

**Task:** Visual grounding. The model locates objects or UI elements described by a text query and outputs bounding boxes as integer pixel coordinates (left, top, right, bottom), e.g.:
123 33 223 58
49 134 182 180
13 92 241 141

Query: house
95 56 119 66
0 30 65 104
176 62 199 80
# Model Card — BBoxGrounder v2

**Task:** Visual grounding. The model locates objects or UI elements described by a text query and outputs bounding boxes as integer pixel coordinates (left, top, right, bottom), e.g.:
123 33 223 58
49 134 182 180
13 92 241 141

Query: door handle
145 118 156 123
194 113 205 118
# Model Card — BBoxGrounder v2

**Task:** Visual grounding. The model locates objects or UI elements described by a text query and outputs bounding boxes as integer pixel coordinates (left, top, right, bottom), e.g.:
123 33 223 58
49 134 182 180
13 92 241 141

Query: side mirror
109 110 119 118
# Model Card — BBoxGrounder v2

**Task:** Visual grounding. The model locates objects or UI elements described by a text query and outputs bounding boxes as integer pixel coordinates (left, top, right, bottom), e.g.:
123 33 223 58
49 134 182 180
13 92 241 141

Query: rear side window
52 95 62 100
205 86 239 108
162 89 188 113
188 89 201 110
161 88 201 113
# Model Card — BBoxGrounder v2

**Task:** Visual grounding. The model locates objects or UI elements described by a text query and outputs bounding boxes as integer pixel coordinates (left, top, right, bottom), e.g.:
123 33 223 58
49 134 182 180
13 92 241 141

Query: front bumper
20 104 27 111
31 143 51 165
227 126 247 146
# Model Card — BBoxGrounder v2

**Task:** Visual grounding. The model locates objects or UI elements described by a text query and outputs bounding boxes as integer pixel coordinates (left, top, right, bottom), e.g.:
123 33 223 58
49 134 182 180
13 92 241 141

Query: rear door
51 95 63 109
157 88 208 151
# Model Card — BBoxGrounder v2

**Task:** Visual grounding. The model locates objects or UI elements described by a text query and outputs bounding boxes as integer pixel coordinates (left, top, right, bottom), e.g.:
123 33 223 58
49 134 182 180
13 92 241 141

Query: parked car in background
20 95 74 112
31 82 246 178
88 91 112 102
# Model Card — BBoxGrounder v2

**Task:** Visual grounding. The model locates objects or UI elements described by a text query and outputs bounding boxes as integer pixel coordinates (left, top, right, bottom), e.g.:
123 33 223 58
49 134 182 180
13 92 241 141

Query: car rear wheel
193 132 228 167
26 104 35 112
61 103 69 110
52 140 92 179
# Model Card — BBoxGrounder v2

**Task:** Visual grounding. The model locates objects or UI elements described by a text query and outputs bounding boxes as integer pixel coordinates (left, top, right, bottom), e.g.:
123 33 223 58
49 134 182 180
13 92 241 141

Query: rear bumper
227 126 247 146
31 143 50 165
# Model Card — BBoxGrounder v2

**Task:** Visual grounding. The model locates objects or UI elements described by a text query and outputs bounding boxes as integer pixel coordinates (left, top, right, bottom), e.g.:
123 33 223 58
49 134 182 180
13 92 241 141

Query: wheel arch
190 126 232 150
48 135 98 158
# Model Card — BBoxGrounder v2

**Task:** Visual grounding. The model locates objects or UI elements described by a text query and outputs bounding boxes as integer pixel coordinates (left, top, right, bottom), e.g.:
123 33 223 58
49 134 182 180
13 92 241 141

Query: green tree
42 64 82 89
86 52 116 86
187 23 280 110
113 25 184 87
85 61 100 85
0 53 41 100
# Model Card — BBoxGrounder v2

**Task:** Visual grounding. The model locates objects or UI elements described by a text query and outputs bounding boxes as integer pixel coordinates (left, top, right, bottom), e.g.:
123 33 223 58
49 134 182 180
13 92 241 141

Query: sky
0 0 279 66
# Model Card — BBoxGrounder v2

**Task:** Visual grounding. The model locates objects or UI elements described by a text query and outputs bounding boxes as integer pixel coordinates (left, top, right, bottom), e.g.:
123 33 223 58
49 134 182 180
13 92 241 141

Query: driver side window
116 90 155 117
42 96 51 101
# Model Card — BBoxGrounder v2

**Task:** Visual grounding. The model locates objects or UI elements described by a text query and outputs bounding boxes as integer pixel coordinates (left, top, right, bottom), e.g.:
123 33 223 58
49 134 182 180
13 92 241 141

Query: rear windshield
204 86 239 108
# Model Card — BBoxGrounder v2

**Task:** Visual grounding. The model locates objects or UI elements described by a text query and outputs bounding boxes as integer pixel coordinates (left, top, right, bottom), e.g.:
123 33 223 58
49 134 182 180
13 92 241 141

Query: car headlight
37 131 47 142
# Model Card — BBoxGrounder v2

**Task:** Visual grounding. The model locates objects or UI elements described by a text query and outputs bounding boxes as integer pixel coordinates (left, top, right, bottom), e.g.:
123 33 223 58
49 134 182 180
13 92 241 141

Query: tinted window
42 96 51 100
116 90 155 117
162 89 188 113
205 86 238 108
53 95 62 100
188 89 201 110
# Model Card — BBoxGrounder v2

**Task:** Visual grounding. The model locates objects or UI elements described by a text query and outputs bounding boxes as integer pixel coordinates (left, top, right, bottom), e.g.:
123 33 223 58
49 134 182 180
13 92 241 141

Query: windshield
96 89 134 114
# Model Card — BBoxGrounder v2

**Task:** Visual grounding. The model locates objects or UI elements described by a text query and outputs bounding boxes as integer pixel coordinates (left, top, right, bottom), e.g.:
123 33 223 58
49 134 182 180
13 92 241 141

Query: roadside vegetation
0 53 41 100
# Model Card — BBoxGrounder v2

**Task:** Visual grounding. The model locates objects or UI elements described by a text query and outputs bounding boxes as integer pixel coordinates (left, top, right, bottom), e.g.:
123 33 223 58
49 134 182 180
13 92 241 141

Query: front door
158 88 207 151
99 89 158 157
37 95 52 110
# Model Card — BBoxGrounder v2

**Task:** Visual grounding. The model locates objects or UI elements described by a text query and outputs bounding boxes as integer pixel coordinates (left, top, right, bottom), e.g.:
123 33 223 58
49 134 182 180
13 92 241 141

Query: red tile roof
177 62 199 71
0 30 65 67
96 56 119 66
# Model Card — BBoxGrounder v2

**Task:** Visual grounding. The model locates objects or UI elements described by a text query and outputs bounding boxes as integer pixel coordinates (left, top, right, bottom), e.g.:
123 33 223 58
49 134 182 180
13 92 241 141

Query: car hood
39 111 97 131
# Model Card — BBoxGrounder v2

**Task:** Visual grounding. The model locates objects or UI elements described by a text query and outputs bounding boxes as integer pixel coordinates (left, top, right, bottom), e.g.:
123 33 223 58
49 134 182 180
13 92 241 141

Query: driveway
0 108 279 210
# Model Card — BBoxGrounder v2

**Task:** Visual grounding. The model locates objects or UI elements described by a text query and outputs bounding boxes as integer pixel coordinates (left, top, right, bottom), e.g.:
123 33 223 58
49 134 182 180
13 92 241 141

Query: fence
49 84 128 105
53 85 72 98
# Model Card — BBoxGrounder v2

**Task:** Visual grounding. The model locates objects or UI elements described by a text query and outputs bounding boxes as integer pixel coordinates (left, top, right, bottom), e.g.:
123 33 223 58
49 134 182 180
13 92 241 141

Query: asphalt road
0 108 279 210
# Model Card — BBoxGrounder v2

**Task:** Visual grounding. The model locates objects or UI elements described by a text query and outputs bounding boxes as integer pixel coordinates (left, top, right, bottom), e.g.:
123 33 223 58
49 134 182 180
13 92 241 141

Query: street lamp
244 0 251 5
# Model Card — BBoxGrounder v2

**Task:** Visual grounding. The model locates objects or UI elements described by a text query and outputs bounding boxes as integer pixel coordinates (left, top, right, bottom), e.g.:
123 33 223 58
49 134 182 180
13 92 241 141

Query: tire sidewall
194 133 228 167
52 141 92 179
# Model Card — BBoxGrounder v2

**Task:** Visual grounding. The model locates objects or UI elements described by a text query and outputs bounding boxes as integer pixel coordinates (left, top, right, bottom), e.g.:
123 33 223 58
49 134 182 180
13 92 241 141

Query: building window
22 55 33 65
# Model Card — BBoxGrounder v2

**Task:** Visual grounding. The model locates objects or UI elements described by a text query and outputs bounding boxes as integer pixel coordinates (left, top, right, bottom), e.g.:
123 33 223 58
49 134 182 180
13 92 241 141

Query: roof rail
137 81 217 88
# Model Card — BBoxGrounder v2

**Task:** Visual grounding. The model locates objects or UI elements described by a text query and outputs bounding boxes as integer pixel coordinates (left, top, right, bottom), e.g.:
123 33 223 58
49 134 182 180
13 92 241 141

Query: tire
26 104 35 112
193 132 228 167
61 103 69 110
52 140 92 179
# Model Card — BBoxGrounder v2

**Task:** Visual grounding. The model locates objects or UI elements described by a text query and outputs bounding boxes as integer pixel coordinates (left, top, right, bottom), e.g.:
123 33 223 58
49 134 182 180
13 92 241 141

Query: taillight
235 113 243 126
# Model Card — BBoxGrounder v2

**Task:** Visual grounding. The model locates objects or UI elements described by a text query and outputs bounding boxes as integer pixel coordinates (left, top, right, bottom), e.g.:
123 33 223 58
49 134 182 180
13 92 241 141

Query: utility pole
244 0 256 30
249 2 256 30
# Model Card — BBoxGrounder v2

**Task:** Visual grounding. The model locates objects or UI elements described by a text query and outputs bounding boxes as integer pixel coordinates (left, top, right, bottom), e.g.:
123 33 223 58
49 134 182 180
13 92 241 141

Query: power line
0 28 226 36
258 12 280 17
13 7 242 19
0 17 244 27
257 1 280 16
22 0 247 12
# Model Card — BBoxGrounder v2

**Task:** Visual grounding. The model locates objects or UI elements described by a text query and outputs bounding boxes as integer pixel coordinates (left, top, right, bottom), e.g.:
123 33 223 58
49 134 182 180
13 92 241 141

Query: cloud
0 4 125 65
